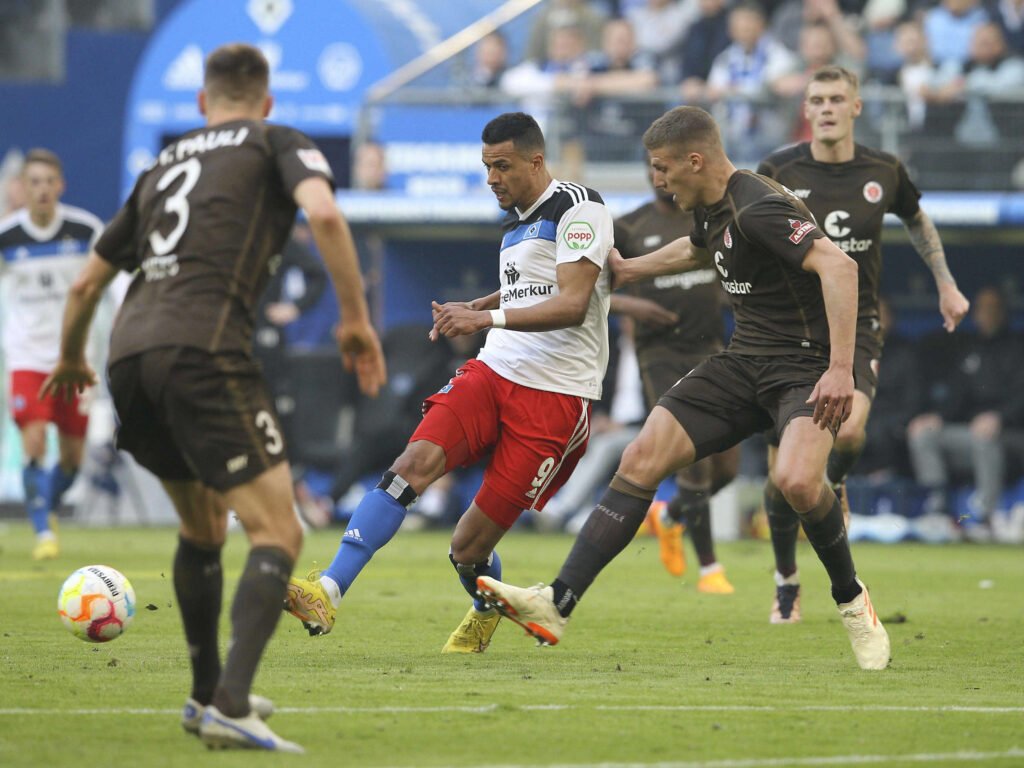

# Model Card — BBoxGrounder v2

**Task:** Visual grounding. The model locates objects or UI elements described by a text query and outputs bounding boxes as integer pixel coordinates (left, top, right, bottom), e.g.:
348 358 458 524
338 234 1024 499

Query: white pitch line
475 750 1024 768
0 704 1021 716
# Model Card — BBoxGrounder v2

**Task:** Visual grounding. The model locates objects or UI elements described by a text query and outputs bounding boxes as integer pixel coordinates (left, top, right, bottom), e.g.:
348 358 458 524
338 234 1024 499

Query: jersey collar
515 179 559 221
18 204 66 242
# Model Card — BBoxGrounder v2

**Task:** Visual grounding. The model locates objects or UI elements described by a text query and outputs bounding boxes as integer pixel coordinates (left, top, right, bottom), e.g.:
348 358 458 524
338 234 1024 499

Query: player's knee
390 444 446 492
834 425 866 452
775 473 824 514
276 511 303 558
618 437 665 488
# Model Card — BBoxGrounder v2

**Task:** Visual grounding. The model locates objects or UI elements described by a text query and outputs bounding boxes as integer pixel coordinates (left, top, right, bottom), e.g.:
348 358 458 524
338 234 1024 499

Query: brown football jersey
758 142 921 321
96 119 334 363
689 170 830 357
615 200 724 356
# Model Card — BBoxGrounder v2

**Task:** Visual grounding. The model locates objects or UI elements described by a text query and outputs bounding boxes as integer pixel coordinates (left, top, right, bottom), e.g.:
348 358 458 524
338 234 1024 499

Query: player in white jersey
286 112 614 652
0 149 103 559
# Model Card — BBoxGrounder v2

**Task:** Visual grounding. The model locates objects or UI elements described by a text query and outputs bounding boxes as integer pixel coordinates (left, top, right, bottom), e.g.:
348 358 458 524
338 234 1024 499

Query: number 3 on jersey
149 158 201 256
255 410 284 455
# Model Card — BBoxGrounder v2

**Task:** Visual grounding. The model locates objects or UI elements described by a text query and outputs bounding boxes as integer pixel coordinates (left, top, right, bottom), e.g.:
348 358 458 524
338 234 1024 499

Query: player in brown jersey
756 66 969 624
41 43 386 752
615 173 740 592
478 106 892 671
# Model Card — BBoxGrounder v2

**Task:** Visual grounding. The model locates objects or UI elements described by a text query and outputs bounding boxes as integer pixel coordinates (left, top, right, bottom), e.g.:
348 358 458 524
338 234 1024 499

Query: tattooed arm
900 209 970 332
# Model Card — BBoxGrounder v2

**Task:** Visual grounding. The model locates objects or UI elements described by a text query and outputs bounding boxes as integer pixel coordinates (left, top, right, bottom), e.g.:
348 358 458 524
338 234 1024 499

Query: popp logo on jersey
563 221 595 250
863 181 883 204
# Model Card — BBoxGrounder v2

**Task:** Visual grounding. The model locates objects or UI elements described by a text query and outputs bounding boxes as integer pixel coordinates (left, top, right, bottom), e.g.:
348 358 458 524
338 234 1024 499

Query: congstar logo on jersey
563 221 595 250
824 211 873 252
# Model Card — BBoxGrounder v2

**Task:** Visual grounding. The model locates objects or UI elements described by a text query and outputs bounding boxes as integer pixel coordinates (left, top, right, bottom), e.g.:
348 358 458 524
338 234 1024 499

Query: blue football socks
322 489 407 596
23 462 50 534
471 551 501 612
47 465 77 513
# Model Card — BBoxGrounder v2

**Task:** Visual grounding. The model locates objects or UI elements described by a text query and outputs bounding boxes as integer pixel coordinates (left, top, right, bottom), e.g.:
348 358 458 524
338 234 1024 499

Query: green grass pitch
1 523 1021 767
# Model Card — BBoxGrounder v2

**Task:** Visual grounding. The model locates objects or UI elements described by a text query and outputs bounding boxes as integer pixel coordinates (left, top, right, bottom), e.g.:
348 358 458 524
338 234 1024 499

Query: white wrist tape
489 309 506 329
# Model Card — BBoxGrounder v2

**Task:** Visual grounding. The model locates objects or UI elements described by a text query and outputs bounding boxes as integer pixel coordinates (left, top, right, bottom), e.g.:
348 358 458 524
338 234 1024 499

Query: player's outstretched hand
938 283 970 332
607 247 627 290
612 294 679 327
807 365 854 431
335 321 387 398
40 361 97 403
431 300 490 338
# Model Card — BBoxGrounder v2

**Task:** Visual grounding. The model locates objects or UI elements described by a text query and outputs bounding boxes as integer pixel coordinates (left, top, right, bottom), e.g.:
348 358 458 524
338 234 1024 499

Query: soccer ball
57 564 136 643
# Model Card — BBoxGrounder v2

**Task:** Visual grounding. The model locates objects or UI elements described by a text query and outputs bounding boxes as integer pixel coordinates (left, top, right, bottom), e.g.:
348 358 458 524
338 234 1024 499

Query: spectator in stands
0 0 66 81
705 2 800 163
572 17 659 104
958 22 1024 95
854 297 923 477
500 23 595 136
895 20 938 128
861 0 908 83
352 141 389 191
923 0 988 68
776 22 863 95
919 22 1024 144
907 286 1024 540
468 31 509 89
571 18 660 160
990 0 1024 55
770 0 868 63
627 0 702 83
679 0 732 102
524 0 606 66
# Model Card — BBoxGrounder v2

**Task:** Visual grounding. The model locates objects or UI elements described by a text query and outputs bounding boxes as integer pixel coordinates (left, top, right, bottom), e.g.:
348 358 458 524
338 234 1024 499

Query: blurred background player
0 148 103 559
42 43 386 752
285 112 614 656
756 66 969 623
615 165 739 592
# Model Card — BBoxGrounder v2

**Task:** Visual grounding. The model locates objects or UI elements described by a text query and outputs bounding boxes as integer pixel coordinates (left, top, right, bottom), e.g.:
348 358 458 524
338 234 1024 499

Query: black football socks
552 474 656 618
213 546 293 717
173 535 223 705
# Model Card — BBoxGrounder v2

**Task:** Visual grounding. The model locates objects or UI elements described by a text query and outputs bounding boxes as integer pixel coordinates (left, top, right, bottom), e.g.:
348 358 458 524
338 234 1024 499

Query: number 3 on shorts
255 410 284 455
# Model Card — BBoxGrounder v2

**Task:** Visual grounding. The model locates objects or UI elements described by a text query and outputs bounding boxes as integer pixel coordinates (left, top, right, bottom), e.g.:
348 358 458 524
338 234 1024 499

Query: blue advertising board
122 0 392 193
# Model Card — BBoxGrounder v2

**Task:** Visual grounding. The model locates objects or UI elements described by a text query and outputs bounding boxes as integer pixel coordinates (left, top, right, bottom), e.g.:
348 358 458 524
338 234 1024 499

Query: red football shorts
9 370 90 437
411 359 591 529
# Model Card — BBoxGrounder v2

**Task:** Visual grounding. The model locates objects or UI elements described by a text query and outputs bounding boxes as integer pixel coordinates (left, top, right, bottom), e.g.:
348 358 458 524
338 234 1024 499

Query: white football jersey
0 204 104 372
478 180 613 400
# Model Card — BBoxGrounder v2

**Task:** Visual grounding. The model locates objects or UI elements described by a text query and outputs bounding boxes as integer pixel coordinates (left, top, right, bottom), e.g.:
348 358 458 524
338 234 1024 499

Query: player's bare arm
431 258 601 337
609 294 679 326
610 238 711 287
40 252 120 402
801 237 858 430
901 209 970 332
293 176 386 397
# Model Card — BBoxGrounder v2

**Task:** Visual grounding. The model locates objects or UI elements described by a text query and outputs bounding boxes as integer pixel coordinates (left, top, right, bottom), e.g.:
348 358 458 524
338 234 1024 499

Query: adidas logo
343 528 363 542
